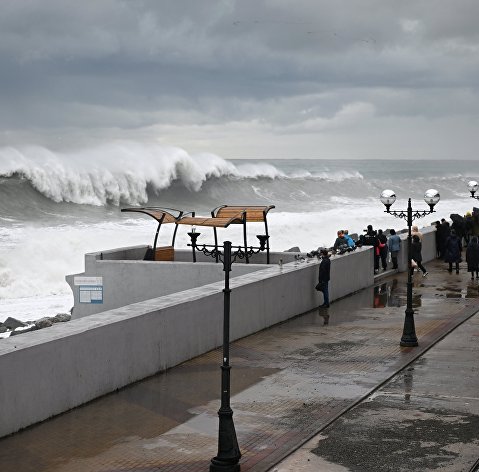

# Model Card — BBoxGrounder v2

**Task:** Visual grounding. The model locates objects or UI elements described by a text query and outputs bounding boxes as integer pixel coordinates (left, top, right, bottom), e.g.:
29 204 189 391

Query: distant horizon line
227 157 477 160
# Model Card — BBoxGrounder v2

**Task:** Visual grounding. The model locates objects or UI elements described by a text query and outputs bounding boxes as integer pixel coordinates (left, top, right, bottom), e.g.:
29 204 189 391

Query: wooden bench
211 205 275 263
121 207 185 261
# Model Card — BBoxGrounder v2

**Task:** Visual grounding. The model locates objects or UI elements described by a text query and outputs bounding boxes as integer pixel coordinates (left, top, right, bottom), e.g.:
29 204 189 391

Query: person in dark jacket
466 236 479 280
464 212 474 245
444 229 462 274
411 234 427 277
434 221 442 258
317 249 331 308
438 218 450 258
377 229 388 271
362 225 380 273
333 230 348 252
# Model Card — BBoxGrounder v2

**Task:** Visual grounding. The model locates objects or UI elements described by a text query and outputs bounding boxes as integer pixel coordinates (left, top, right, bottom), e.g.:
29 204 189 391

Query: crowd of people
434 214 479 278
316 209 479 310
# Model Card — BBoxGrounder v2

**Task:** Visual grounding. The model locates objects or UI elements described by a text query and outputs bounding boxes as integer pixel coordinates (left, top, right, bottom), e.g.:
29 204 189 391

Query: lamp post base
400 306 418 346
210 461 241 472
209 407 241 472
400 337 419 347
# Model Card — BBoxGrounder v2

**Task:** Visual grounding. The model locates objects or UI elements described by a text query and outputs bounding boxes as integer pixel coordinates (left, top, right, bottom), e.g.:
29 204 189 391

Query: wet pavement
1 259 479 471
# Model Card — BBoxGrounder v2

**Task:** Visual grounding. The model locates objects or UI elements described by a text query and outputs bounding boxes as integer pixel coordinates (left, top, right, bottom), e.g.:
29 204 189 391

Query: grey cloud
0 0 479 157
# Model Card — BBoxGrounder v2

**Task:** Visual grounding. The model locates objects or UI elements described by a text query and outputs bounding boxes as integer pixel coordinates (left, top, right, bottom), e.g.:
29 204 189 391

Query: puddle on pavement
436 283 479 299
0 359 278 472
372 277 479 308
372 279 421 309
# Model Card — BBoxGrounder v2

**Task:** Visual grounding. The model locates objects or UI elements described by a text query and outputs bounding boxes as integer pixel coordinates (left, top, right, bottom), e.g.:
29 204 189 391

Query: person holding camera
361 225 380 273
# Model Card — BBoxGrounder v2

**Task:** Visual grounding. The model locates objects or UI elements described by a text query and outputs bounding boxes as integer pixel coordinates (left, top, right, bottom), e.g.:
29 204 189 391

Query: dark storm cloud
1 0 479 157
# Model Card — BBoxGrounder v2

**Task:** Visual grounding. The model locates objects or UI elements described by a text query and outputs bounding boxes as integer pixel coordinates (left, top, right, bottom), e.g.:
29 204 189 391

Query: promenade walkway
1 259 478 471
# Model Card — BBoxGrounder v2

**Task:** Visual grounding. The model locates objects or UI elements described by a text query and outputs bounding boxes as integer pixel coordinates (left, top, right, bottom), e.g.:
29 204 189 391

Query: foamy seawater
0 143 477 322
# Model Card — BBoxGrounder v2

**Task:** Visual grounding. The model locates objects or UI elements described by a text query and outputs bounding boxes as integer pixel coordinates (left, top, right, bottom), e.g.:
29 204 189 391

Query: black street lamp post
467 180 479 200
380 189 440 347
187 233 269 472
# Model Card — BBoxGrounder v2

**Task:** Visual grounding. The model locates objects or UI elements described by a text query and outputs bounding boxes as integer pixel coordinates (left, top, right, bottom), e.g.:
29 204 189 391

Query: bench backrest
214 206 271 222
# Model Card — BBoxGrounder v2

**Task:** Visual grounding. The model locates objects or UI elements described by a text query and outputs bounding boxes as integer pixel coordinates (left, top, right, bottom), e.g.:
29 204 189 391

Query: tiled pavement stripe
115 301 479 472
44 300 479 472
243 304 479 471
3 267 479 472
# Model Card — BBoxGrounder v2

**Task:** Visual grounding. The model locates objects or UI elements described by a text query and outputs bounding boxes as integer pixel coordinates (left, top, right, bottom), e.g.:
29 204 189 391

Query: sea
0 142 477 324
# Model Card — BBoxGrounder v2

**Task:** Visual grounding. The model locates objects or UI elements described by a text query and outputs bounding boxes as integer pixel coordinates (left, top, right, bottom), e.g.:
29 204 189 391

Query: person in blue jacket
343 230 356 248
387 229 401 270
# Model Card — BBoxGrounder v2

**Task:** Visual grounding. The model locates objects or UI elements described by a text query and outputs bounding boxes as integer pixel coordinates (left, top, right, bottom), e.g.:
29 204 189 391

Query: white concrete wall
0 227 437 438
67 248 301 318
0 246 374 438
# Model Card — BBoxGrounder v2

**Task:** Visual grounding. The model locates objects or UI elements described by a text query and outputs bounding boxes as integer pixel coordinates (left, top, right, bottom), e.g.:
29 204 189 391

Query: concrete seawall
0 226 436 438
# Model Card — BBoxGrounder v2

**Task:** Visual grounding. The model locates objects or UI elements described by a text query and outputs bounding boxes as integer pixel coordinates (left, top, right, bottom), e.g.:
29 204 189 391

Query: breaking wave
0 142 363 207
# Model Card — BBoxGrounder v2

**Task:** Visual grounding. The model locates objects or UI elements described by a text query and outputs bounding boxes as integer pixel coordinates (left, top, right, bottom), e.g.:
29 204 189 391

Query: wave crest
0 143 284 205
0 143 368 206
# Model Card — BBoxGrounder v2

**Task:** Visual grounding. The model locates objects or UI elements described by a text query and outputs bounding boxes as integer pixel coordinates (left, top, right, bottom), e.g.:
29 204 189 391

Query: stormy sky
1 0 479 159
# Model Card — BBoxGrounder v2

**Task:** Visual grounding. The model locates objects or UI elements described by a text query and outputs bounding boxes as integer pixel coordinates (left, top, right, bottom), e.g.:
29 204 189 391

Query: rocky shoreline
0 313 71 339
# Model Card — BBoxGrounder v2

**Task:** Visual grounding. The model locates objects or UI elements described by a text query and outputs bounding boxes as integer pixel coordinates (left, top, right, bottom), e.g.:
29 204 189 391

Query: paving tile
1 260 478 472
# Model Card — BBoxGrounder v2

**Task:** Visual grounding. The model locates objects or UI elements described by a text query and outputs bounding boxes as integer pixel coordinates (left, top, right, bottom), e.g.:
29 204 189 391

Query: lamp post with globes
187 232 269 472
467 180 479 200
380 189 440 347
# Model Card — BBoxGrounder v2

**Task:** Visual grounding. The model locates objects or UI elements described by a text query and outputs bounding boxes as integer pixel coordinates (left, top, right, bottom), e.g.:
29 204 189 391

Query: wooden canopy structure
177 205 275 263
121 204 275 263
120 207 188 261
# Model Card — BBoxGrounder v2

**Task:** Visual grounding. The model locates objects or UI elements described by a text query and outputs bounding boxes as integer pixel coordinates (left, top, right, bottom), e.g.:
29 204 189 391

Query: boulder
53 313 71 323
4 317 27 330
0 325 7 334
285 246 301 252
34 317 54 330
10 325 37 336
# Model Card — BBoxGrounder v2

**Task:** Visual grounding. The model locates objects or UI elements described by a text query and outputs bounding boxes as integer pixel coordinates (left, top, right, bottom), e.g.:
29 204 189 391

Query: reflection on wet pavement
372 279 421 308
1 259 479 472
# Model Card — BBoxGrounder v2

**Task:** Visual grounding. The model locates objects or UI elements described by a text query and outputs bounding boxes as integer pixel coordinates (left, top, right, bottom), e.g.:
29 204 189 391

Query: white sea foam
0 143 368 207
1 153 477 325
1 195 472 324
0 144 283 205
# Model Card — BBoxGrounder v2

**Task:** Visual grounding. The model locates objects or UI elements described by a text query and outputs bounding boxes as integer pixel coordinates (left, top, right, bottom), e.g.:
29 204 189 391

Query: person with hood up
444 229 462 274
466 236 479 280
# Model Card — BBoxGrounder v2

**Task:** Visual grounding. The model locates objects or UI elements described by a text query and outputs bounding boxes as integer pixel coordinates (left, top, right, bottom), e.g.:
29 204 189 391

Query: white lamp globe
467 180 479 193
380 189 396 207
424 189 440 207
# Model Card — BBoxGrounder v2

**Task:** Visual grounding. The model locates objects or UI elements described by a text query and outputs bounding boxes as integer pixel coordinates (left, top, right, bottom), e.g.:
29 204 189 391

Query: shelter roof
213 205 275 222
121 207 182 224
176 216 243 228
